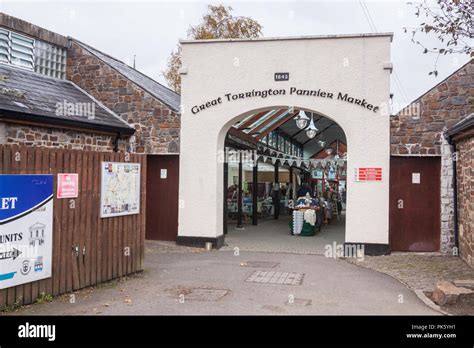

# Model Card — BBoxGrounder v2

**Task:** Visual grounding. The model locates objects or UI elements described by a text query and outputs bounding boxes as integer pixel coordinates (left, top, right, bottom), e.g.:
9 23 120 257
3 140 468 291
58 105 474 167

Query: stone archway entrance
177 33 393 255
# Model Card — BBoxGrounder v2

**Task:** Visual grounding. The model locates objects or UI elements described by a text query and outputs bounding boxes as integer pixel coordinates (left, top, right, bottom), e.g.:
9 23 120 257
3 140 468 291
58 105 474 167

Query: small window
270 132 277 148
10 33 34 69
34 40 66 79
0 28 66 79
278 135 284 151
0 30 35 70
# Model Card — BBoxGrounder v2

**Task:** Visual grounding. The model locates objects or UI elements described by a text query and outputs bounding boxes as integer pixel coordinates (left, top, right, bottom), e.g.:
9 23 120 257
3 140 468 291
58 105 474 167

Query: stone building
0 62 134 151
0 12 180 154
0 14 134 151
67 40 180 154
446 114 474 268
0 13 181 244
391 60 474 254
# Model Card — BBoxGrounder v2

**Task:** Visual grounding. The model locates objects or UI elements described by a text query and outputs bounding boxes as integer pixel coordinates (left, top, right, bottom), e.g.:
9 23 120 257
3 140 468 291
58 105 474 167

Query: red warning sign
57 173 79 198
354 168 382 181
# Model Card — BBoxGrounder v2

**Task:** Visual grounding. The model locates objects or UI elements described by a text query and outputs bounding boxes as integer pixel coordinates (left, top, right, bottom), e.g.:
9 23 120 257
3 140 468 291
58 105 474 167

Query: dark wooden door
146 155 179 241
389 157 441 251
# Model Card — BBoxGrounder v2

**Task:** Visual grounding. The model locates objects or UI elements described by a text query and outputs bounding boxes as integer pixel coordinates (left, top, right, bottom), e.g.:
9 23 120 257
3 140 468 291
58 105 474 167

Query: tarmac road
5 245 438 315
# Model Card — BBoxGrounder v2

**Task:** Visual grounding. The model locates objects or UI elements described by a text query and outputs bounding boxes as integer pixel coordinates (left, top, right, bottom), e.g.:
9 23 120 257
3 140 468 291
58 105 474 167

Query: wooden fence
0 145 146 309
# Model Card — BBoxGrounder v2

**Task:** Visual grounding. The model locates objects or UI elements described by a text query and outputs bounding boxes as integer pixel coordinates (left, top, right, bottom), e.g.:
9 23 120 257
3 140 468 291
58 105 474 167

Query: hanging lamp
305 114 319 139
294 110 310 129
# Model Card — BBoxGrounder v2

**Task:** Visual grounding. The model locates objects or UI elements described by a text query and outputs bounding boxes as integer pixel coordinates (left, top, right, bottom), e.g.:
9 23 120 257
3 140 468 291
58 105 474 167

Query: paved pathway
223 214 345 255
5 242 437 315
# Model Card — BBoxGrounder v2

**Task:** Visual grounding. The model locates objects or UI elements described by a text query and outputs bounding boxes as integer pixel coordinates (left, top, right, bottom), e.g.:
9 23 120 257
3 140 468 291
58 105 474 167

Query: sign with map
100 162 141 218
0 175 53 289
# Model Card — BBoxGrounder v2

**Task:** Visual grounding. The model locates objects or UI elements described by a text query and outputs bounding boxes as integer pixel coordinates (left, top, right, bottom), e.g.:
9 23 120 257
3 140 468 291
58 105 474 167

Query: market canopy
230 107 347 157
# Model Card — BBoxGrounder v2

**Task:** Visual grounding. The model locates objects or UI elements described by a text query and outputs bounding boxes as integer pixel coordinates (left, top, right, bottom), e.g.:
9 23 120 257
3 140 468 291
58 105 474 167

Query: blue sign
0 175 53 224
0 174 53 289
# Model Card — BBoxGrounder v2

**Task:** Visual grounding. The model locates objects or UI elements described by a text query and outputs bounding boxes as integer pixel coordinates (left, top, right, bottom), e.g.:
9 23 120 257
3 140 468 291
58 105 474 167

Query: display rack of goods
289 195 321 236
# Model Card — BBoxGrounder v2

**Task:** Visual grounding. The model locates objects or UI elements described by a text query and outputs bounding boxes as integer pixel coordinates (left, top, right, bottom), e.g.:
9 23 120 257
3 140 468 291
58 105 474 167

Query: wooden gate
0 145 146 309
146 155 179 241
389 156 441 251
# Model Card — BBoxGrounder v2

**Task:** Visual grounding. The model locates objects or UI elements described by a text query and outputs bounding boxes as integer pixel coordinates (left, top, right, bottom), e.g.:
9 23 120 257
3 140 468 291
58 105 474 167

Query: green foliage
35 292 53 304
1 296 23 312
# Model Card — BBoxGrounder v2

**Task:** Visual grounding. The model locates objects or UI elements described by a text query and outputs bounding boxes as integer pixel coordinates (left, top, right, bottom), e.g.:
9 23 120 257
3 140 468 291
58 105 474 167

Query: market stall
289 195 321 236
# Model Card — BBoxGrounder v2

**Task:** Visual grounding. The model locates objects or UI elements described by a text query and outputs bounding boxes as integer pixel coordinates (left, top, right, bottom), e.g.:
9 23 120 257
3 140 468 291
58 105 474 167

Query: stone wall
456 136 473 267
67 41 180 154
391 61 474 253
440 137 456 253
0 121 128 152
391 61 474 156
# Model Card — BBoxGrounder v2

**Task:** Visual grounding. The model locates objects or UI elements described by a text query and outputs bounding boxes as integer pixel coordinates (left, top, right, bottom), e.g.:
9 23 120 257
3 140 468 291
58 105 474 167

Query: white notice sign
412 173 421 184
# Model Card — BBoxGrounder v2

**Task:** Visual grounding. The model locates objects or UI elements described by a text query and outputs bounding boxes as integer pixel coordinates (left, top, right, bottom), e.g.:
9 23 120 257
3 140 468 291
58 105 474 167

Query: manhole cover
246 271 304 285
168 287 230 301
240 261 279 268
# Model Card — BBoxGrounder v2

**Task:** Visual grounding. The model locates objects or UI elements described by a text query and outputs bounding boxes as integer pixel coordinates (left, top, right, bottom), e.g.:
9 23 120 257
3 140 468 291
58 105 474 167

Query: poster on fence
100 162 141 218
0 175 53 289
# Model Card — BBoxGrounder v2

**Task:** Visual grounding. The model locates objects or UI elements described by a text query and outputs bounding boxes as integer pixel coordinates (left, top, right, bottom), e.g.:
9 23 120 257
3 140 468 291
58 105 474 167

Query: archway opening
223 106 347 254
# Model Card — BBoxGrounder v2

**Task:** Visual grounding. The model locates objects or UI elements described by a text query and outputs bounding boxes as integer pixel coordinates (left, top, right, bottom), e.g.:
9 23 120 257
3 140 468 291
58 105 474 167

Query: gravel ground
346 253 474 291
346 253 474 315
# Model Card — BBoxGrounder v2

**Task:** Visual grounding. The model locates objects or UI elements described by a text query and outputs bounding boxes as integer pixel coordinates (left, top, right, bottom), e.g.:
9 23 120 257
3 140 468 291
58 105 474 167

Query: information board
0 175 53 289
100 162 141 218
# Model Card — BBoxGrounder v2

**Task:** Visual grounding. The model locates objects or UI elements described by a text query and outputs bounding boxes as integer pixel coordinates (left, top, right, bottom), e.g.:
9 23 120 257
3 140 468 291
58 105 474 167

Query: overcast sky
0 0 471 111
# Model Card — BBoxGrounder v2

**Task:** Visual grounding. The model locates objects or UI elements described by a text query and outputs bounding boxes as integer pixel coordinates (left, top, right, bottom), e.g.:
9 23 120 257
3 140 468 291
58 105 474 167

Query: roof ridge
71 38 181 100
71 38 128 66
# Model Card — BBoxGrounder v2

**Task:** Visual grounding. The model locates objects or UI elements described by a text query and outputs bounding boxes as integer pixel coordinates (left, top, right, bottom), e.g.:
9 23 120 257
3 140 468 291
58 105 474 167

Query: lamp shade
305 114 319 138
294 110 310 129
306 129 317 139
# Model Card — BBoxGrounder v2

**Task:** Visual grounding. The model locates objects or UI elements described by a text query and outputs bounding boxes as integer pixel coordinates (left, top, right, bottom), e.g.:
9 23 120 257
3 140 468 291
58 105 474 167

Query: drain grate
246 271 304 285
240 261 279 268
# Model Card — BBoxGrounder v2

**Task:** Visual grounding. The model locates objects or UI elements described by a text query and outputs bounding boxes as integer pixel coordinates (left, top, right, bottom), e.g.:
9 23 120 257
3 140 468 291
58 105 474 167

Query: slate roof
0 64 134 135
74 40 181 112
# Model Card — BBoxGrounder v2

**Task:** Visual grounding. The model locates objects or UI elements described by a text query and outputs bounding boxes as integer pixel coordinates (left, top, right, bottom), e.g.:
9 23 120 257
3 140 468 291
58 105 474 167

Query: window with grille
0 28 66 79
